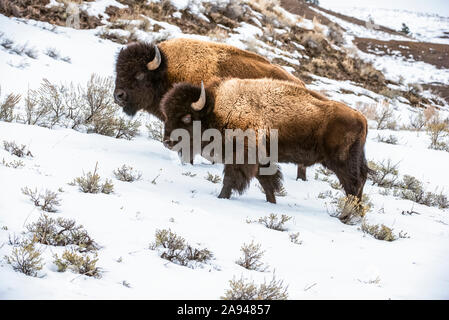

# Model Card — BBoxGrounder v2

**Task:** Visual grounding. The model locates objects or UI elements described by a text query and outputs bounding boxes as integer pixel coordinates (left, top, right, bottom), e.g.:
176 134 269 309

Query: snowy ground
320 6 449 45
311 6 449 97
1 1 449 299
1 121 449 299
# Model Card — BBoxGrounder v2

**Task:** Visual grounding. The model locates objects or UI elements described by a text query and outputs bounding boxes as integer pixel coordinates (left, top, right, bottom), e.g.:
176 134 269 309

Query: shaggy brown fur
114 38 309 179
161 78 369 204
114 38 305 117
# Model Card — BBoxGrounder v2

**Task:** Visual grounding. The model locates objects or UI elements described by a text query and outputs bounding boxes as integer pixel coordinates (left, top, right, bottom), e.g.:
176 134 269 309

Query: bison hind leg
256 164 283 204
218 164 256 200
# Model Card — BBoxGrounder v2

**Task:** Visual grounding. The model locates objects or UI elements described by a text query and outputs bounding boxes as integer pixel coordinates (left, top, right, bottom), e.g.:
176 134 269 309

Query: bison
113 38 310 180
161 78 370 204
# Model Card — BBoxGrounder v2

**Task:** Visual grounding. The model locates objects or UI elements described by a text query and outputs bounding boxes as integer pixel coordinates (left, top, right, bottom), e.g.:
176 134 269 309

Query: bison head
114 42 168 118
160 81 211 149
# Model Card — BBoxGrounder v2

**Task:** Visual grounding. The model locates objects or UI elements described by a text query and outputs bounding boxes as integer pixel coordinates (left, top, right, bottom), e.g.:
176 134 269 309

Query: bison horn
147 45 161 70
191 81 206 111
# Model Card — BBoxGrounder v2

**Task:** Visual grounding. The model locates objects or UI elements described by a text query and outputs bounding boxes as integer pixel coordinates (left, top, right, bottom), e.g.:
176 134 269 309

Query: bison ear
147 45 161 70
181 114 192 124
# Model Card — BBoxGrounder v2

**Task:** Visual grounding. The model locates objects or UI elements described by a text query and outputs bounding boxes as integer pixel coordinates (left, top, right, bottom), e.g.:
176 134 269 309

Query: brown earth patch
262 24 388 94
354 38 449 69
422 83 449 104
281 0 407 37
280 0 336 26
313 6 406 37
109 0 234 37
0 0 102 29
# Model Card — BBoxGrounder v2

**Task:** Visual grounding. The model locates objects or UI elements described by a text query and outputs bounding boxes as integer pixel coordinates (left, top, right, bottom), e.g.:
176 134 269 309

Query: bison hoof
218 191 231 199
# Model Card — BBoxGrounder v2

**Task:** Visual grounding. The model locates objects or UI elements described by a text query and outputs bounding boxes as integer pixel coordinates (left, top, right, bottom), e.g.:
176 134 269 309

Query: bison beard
161 79 370 205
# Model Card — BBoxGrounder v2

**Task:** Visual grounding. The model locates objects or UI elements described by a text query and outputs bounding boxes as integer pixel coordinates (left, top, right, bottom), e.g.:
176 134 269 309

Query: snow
81 0 126 20
1 1 449 300
1 121 449 299
0 15 121 95
311 7 411 42
310 7 449 94
320 6 449 45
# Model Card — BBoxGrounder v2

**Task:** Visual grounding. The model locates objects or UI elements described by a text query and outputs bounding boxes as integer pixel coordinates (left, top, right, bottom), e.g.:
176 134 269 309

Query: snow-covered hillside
322 6 449 45
1 0 449 299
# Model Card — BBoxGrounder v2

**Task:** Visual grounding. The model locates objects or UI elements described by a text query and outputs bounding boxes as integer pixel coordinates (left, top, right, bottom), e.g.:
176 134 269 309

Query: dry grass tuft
236 241 268 271
222 273 288 300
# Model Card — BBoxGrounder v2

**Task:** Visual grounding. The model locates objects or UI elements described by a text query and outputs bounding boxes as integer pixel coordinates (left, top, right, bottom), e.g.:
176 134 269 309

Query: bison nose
114 89 127 104
163 139 173 149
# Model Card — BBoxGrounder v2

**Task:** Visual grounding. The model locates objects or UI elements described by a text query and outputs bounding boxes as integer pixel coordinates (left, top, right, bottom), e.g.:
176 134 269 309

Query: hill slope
1 0 449 299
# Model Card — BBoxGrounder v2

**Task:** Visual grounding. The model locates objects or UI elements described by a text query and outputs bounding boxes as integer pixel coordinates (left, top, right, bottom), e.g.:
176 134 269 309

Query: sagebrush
150 229 213 268
222 274 288 300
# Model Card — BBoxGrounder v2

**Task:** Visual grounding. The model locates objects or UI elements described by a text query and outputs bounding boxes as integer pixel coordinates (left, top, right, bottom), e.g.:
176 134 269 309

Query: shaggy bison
113 38 309 180
161 78 369 204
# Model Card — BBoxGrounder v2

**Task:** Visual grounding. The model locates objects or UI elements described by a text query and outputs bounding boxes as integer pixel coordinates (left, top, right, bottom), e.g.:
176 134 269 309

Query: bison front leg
256 164 283 204
296 164 307 181
218 164 256 200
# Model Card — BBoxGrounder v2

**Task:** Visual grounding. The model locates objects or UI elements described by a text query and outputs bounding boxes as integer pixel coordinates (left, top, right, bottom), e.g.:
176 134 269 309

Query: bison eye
135 72 145 81
181 114 192 124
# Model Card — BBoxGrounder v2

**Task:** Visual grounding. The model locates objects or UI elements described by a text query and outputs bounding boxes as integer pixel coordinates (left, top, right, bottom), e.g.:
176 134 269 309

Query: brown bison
113 38 309 180
161 78 370 204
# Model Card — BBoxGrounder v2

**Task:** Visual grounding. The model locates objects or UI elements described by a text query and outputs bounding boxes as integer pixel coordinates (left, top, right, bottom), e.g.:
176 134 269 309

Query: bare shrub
205 172 222 184
21 75 141 139
318 190 335 199
146 120 164 141
254 213 292 231
1 158 25 168
426 114 449 151
289 232 302 245
83 75 139 138
314 166 334 180
149 229 213 268
330 195 371 225
376 134 398 145
222 274 288 300
356 102 377 120
71 163 114 194
374 101 397 130
0 86 20 122
113 164 142 182
21 187 61 212
396 175 448 209
407 110 426 131
236 241 267 272
26 214 98 252
182 171 197 177
23 88 50 126
53 249 100 278
368 159 400 188
361 221 396 241
4 238 44 277
45 47 60 59
3 141 33 158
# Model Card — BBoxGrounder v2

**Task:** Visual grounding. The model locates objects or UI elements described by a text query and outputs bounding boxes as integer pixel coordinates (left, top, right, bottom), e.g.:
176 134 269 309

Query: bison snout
114 89 127 104
163 139 175 149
